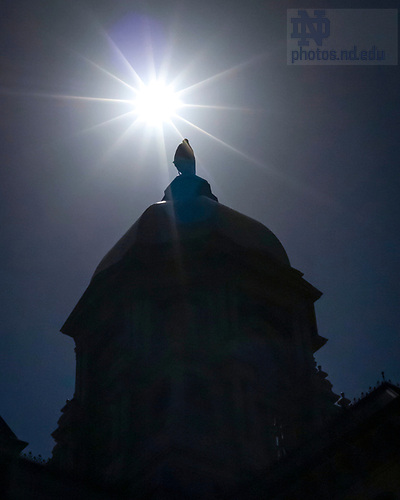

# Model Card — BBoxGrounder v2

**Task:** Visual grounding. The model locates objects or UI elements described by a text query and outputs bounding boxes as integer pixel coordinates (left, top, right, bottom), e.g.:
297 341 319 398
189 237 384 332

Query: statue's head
173 139 195 175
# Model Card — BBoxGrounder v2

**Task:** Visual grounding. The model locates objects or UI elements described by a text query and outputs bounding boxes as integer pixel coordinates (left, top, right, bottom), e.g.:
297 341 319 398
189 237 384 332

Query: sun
132 80 182 125
8 31 261 158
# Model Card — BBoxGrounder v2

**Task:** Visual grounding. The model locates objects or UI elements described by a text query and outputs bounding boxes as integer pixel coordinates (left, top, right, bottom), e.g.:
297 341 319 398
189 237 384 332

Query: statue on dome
173 138 196 175
162 139 218 202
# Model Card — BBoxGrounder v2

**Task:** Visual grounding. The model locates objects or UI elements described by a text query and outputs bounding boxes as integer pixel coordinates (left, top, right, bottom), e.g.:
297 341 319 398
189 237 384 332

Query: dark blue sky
1 0 399 458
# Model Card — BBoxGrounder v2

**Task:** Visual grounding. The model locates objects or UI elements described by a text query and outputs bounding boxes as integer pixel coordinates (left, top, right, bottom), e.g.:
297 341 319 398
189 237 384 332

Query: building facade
51 174 339 497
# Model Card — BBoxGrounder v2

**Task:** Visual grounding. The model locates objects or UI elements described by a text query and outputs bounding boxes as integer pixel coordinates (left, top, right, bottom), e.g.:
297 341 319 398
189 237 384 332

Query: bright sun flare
132 81 182 125
6 31 264 163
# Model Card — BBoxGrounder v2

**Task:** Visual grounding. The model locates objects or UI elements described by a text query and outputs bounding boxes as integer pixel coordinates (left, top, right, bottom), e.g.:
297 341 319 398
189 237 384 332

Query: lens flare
132 81 182 125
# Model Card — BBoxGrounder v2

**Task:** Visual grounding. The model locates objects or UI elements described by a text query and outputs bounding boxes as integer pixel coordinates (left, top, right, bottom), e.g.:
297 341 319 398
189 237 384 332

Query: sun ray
0 87 131 104
56 95 131 104
99 117 144 165
166 120 185 142
102 32 147 90
142 17 159 84
154 125 172 188
180 103 255 112
168 29 243 90
74 51 141 93
175 115 254 161
56 10 146 93
78 110 135 136
174 115 331 203
176 52 269 97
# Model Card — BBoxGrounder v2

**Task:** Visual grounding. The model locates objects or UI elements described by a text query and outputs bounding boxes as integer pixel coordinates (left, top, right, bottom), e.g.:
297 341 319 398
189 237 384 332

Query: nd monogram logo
291 10 330 46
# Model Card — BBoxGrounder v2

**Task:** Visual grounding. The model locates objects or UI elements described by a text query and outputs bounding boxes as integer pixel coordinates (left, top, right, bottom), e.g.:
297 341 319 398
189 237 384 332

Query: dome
93 196 290 279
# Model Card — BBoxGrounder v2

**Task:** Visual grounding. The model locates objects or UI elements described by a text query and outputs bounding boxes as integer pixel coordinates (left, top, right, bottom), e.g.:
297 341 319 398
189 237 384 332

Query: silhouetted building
3 381 400 498
0 416 27 494
50 167 340 497
3 144 400 499
236 381 400 499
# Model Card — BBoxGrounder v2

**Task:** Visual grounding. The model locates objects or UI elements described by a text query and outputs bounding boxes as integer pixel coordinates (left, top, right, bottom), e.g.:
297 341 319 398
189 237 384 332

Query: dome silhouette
93 196 290 279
